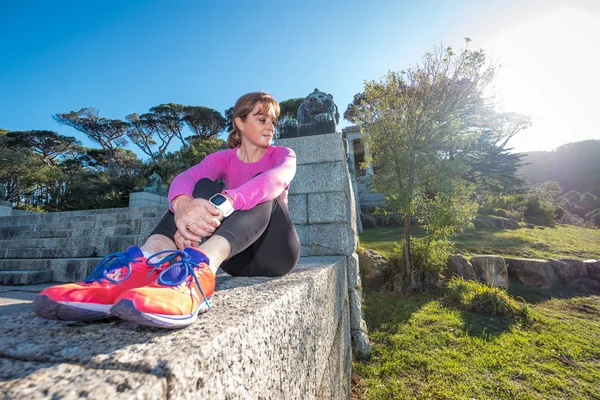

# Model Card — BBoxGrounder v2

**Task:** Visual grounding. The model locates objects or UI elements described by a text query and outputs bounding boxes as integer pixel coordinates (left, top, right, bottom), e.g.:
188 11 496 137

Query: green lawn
353 224 600 399
359 224 600 260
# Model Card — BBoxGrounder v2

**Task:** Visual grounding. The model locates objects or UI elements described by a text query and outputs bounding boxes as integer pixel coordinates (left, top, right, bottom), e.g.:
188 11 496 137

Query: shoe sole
110 298 211 329
33 295 112 321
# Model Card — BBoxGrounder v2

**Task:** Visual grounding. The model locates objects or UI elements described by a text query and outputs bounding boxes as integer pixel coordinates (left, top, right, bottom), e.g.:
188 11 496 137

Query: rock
358 249 390 290
351 330 371 360
361 215 376 229
525 224 535 229
504 257 557 289
392 273 404 293
584 259 600 282
558 259 588 278
548 259 576 284
445 255 477 281
470 255 509 288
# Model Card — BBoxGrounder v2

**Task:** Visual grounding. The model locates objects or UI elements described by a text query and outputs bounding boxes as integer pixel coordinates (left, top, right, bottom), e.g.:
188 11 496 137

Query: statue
280 88 340 127
297 88 340 125
133 172 169 196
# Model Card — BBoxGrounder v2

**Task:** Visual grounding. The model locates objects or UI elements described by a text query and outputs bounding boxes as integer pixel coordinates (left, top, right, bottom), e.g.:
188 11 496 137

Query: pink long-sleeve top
168 145 296 211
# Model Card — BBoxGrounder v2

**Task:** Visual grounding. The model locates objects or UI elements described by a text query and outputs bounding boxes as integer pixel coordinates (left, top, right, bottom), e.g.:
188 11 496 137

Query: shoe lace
84 252 140 284
148 250 212 310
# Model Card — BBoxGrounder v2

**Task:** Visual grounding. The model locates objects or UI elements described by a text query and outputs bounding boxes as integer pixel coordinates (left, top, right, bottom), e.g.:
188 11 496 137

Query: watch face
211 194 227 206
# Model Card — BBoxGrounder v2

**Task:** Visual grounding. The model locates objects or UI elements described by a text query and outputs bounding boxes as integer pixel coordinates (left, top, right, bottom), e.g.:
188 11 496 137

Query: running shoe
110 247 215 329
33 246 163 321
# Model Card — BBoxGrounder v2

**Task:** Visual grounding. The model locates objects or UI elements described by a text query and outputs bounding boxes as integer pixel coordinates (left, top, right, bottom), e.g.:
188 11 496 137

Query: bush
523 196 557 226
445 277 530 321
399 237 454 282
586 208 600 227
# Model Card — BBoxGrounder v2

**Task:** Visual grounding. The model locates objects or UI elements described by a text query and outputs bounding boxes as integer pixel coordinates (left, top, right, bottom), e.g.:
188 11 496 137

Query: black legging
150 178 300 277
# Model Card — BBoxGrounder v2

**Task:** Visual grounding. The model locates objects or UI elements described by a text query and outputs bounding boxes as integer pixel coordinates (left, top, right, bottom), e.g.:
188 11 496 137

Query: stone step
0 235 144 259
0 216 163 232
0 207 167 227
0 270 52 285
0 258 104 282
0 218 163 243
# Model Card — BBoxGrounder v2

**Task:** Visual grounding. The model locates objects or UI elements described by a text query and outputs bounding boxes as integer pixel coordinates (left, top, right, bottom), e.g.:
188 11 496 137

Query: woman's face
236 102 277 149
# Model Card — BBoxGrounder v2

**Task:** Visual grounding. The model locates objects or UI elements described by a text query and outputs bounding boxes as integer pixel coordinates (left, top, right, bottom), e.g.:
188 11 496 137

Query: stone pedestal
129 192 168 208
0 200 12 217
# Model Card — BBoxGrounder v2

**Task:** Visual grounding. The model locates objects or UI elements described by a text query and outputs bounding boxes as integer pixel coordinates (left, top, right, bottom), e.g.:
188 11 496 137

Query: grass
353 224 600 399
353 289 600 399
359 224 600 260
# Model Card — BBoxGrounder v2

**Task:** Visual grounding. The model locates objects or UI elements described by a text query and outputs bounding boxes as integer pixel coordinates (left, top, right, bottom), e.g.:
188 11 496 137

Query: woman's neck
237 143 267 163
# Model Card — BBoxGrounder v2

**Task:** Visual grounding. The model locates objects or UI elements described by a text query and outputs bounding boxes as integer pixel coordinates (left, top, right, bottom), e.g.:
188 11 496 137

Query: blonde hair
227 91 280 149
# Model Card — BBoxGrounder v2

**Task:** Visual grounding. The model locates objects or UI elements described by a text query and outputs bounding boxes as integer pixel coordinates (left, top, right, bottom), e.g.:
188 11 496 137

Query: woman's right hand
172 196 223 243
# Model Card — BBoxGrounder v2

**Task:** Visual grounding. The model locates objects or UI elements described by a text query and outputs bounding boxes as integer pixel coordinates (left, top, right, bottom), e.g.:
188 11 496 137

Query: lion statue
296 88 340 125
133 172 168 196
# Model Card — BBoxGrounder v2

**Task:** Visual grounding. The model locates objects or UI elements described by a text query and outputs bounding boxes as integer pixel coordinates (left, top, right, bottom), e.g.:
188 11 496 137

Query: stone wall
0 131 369 398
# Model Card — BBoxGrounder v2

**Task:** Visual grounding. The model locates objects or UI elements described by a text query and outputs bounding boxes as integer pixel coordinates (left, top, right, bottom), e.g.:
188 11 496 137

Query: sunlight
485 6 600 152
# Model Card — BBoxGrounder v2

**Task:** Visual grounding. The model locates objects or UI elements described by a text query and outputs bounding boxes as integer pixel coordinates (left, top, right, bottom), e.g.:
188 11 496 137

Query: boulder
358 249 390 290
445 255 477 281
470 255 509 288
361 215 376 229
548 259 576 284
504 257 557 289
584 259 600 282
558 259 588 278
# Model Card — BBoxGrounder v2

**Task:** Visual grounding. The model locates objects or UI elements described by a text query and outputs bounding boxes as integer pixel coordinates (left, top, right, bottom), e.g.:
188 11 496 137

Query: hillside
519 139 600 193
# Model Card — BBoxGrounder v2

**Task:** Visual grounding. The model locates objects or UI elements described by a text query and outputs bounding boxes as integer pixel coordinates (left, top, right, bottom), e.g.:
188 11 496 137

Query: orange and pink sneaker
110 248 215 329
33 246 163 321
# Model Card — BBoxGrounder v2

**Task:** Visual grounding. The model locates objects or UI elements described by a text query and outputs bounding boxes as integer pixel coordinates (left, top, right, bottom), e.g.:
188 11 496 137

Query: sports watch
209 193 234 217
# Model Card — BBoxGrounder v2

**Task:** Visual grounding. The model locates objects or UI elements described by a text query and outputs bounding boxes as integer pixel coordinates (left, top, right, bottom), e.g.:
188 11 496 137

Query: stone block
276 132 344 164
288 194 308 225
290 162 347 194
0 201 12 217
296 224 357 256
316 300 351 400
0 257 350 399
308 192 350 224
0 358 167 399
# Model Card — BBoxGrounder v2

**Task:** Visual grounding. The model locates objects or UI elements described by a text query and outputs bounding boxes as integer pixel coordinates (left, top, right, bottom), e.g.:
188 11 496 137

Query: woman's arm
224 147 296 210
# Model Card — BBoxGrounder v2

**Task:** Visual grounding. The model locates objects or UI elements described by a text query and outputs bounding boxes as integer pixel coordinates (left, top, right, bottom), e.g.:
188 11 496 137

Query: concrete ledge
0 257 350 399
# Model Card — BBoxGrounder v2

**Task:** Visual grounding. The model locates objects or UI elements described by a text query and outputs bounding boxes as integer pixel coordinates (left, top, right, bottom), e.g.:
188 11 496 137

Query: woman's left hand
174 230 201 250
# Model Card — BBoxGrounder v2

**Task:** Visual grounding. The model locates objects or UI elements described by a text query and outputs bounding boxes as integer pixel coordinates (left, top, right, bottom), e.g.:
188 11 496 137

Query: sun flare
485 6 600 152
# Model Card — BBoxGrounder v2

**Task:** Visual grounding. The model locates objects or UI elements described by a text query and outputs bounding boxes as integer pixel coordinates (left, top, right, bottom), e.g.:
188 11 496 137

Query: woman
34 91 300 328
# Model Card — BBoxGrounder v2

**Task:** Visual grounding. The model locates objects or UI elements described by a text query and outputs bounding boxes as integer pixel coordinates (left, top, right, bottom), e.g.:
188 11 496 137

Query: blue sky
1 0 599 158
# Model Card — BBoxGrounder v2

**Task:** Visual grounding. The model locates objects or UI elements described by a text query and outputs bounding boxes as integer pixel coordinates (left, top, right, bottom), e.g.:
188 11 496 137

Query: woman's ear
234 117 244 132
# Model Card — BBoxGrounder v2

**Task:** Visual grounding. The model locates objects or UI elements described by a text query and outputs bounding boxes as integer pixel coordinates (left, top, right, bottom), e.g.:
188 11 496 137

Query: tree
182 106 227 140
279 97 304 120
224 106 234 133
346 39 501 290
53 108 129 170
5 130 80 166
126 112 174 161
148 103 187 147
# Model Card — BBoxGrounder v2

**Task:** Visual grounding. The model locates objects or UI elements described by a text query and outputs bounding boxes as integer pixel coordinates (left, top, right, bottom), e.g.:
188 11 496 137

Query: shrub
523 196 557 226
586 208 600 227
403 237 454 282
445 277 530 321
